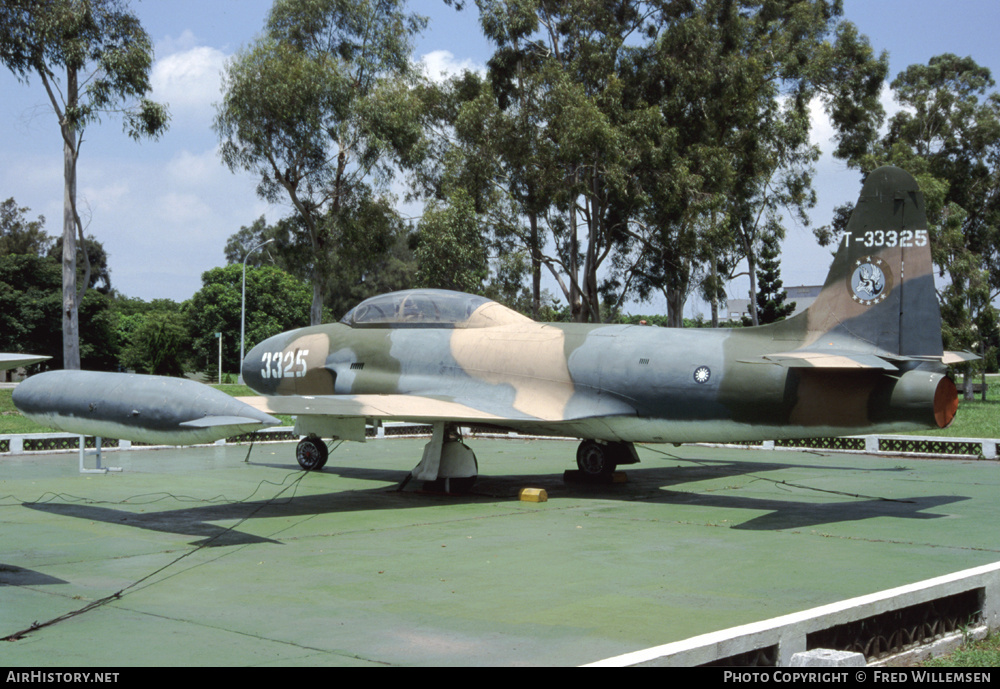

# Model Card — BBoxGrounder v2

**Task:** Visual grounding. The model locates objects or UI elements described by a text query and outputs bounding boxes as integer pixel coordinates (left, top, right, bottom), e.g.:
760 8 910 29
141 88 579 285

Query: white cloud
77 181 129 216
166 147 227 188
154 190 216 225
808 96 837 150
155 29 201 56
417 50 486 82
150 43 228 117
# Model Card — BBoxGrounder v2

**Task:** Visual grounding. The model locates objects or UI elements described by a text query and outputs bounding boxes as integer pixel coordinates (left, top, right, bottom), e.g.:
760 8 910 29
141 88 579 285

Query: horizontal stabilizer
876 351 980 365
757 351 900 370
942 351 981 365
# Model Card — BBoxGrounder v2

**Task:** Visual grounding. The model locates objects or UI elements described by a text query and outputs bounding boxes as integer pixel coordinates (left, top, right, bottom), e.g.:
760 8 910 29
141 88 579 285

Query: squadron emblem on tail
850 257 890 305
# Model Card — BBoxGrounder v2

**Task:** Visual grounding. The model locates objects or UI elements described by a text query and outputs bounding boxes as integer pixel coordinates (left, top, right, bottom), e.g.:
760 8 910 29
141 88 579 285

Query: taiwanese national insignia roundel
693 366 711 384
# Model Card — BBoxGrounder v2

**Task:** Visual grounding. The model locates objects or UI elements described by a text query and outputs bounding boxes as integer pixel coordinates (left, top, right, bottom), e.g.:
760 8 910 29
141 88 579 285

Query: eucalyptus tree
473 0 885 325
415 189 490 293
0 0 169 368
224 205 417 321
409 69 549 313
215 0 428 325
627 0 886 326
884 55 1000 288
876 55 1000 397
478 0 660 323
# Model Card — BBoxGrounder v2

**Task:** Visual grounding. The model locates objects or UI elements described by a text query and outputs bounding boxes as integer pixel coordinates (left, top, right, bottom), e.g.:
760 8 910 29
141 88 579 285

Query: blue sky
1 0 998 317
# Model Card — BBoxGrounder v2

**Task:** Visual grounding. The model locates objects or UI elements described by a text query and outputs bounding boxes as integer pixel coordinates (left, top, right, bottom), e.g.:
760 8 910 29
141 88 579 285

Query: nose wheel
296 435 329 471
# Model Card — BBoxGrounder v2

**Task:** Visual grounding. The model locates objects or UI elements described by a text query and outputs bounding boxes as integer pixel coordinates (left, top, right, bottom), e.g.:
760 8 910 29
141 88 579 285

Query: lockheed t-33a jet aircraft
14 167 970 490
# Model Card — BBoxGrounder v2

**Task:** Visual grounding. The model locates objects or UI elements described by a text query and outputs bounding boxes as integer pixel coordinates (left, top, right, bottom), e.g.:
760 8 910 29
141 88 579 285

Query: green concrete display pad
2 438 999 667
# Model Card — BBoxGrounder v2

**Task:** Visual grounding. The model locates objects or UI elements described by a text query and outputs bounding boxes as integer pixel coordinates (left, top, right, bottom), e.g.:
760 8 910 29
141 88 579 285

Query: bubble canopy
340 289 527 328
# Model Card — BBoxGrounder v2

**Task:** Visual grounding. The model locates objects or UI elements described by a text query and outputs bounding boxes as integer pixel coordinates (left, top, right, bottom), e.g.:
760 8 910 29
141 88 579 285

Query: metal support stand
79 436 122 474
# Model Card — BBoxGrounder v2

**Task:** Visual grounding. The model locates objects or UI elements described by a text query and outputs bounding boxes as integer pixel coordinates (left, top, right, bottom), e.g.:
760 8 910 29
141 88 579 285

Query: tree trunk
308 219 324 326
584 175 602 323
569 194 582 322
710 255 719 327
981 352 988 402
665 286 686 328
744 232 759 327
61 68 80 370
311 278 323 326
529 212 541 318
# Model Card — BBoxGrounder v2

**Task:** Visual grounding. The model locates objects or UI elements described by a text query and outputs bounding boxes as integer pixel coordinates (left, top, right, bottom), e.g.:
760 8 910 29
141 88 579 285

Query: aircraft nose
241 339 279 394
242 329 329 396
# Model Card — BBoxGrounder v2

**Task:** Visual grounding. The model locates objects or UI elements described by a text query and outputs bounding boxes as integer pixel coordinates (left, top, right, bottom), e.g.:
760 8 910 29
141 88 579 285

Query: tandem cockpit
340 289 531 329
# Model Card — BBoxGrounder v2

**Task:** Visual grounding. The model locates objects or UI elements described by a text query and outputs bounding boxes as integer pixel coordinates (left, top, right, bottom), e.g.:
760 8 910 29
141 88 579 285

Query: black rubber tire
576 440 616 477
296 436 329 471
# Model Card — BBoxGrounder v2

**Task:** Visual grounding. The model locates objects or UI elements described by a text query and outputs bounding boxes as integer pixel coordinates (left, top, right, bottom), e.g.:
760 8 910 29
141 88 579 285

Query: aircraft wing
238 394 510 424
238 390 639 428
0 354 50 371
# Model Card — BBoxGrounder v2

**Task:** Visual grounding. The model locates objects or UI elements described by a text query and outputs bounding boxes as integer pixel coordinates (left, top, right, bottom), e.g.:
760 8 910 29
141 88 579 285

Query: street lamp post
239 238 274 384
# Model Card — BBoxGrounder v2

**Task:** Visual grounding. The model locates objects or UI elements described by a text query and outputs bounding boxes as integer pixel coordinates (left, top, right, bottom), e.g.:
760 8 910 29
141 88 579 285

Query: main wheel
296 435 329 471
576 440 616 478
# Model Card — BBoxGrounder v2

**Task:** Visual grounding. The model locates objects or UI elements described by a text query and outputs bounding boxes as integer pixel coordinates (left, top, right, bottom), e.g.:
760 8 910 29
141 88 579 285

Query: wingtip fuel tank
13 370 280 445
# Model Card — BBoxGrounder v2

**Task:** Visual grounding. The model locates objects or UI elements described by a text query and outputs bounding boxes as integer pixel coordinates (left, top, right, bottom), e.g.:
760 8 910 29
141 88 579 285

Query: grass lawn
0 387 50 434
1 376 997 438
922 633 1000 667
924 398 1000 438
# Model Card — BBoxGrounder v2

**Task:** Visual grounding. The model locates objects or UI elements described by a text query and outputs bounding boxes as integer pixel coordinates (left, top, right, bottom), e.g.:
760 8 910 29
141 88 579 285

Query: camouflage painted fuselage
241 305 951 445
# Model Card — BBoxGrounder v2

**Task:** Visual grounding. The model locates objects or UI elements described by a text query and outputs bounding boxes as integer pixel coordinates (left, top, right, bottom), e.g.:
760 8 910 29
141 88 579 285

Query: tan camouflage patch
450 314 574 421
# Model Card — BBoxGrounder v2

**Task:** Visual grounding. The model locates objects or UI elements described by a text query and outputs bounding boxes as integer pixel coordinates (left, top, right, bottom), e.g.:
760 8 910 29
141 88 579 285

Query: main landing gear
294 431 636 489
574 440 639 480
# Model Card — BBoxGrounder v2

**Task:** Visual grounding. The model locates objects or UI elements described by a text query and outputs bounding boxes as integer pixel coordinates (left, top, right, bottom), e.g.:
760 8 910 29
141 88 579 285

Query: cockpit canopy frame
340 289 523 329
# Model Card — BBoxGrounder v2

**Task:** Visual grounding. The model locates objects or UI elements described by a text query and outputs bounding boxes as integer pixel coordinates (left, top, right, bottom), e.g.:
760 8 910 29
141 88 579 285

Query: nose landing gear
296 434 329 471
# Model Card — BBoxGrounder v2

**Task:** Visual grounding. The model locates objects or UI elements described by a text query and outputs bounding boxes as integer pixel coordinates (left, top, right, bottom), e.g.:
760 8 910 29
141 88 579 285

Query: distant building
725 286 822 322
785 285 822 315
726 299 750 322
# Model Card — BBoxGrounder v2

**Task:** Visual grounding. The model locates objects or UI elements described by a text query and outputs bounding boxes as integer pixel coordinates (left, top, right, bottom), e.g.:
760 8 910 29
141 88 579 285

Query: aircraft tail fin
772 166 945 362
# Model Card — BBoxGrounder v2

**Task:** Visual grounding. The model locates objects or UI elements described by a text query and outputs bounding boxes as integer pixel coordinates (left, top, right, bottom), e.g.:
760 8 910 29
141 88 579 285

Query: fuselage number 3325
261 350 309 379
